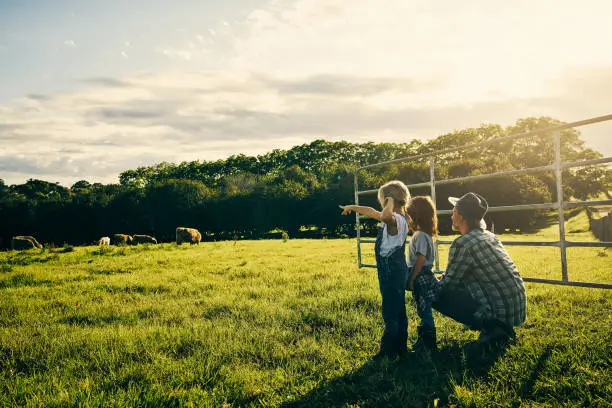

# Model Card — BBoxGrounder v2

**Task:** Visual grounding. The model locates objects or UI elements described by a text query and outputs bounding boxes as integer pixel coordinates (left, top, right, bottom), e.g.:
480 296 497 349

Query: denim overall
374 224 409 356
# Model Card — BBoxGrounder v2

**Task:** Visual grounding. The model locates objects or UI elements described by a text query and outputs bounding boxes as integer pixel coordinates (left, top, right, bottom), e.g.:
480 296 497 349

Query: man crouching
434 192 527 346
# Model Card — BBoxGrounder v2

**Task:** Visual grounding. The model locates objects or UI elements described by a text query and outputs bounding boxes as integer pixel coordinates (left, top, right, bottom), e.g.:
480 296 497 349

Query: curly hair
406 196 438 237
377 180 410 210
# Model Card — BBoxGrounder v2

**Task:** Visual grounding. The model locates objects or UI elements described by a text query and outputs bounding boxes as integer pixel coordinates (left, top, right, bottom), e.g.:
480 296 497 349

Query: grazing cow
11 235 42 250
132 234 157 244
176 227 201 245
98 236 111 246
111 234 133 245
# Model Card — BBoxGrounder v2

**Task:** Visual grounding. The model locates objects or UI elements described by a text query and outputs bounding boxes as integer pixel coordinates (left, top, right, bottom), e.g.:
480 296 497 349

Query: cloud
82 77 130 87
258 74 435 96
231 0 612 103
160 47 194 61
0 123 21 132
27 94 51 101
2 67 611 186
2 0 612 186
63 40 76 47
93 105 166 120
0 155 81 175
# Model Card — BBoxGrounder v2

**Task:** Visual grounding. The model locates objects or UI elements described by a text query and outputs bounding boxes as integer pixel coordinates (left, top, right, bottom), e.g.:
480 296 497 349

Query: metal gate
353 114 612 289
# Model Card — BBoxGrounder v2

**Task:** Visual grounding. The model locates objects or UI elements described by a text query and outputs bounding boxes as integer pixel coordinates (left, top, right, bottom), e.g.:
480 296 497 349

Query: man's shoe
478 326 514 347
480 319 515 341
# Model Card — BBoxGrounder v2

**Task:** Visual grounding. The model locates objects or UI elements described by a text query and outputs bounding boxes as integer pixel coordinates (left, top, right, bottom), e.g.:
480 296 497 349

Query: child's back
407 230 435 267
378 211 409 257
406 196 440 352
339 180 411 358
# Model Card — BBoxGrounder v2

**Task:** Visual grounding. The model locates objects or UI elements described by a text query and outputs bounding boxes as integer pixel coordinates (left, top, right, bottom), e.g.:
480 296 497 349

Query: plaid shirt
411 266 441 319
440 229 526 327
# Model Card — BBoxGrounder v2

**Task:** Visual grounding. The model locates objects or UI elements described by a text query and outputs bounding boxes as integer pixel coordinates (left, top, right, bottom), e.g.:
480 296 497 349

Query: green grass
0 217 611 407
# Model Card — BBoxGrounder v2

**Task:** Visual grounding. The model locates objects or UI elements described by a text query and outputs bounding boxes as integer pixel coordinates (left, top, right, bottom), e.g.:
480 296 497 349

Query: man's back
442 229 527 326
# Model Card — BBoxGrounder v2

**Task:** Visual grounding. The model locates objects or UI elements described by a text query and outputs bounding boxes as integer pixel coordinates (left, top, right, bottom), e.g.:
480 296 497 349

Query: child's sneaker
412 325 437 352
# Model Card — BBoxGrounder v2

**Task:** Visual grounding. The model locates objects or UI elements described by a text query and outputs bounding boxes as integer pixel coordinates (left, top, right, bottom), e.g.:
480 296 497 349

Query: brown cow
111 234 133 245
132 234 157 244
176 227 201 245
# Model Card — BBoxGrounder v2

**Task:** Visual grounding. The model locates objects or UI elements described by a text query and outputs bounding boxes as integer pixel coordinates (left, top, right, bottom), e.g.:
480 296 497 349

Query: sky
1 0 611 186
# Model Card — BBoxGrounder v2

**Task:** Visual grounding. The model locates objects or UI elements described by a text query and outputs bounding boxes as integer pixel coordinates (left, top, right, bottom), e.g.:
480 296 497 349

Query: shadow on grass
1 252 58 267
519 345 553 399
0 273 53 289
280 342 510 408
514 207 584 234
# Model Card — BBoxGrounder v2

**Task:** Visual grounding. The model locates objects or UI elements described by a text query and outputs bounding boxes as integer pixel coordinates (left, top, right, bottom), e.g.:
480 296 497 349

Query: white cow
98 236 111 246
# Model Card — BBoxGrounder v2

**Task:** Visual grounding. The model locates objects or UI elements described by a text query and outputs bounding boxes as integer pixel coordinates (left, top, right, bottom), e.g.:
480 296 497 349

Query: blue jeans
432 286 481 328
375 228 409 355
418 301 434 328
410 266 439 328
432 286 516 339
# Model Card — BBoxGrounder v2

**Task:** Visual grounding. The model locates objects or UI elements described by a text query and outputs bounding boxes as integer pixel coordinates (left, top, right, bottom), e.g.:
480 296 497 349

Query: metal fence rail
353 114 612 289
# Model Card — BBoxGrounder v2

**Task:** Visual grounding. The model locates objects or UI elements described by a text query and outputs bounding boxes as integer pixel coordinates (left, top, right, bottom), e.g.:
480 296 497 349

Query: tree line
1 117 609 248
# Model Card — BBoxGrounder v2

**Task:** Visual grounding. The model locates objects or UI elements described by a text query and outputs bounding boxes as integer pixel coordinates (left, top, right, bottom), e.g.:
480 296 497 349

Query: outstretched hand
339 205 353 215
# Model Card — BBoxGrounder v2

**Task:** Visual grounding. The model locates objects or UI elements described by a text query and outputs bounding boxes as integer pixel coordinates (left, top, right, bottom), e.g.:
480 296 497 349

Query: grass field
1 212 611 407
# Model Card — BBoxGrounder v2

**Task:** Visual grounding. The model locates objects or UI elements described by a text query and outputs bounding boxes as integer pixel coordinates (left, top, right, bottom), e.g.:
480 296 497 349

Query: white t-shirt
407 230 435 267
378 213 409 257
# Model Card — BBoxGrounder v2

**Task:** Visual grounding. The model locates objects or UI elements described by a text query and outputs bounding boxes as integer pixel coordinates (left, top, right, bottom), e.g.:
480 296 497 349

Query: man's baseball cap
448 192 488 229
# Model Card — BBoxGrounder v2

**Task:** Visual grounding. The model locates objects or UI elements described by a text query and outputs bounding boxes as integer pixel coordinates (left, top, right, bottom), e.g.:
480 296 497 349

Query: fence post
597 217 603 241
554 131 568 281
429 158 440 273
354 170 362 267
605 211 612 242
